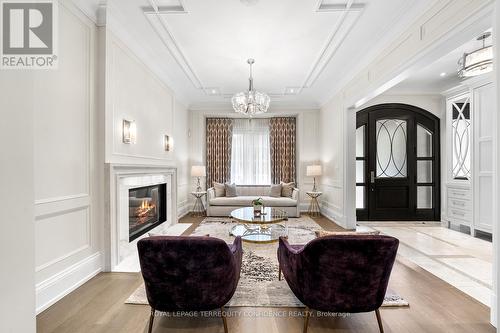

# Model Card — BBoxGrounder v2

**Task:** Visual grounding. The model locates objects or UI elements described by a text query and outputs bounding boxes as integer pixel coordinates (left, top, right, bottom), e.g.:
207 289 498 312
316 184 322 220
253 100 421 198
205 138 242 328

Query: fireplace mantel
105 164 178 271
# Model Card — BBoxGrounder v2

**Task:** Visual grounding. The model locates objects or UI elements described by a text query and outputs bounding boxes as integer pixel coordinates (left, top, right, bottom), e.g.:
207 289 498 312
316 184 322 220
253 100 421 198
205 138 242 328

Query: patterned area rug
126 216 409 308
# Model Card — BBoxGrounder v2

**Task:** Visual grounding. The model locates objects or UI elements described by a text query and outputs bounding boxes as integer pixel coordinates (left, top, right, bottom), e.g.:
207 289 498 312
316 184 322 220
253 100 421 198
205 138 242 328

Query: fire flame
136 199 156 219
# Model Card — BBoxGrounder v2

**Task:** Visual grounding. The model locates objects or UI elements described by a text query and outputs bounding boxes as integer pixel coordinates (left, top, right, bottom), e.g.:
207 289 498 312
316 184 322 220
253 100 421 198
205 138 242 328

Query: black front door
356 104 440 221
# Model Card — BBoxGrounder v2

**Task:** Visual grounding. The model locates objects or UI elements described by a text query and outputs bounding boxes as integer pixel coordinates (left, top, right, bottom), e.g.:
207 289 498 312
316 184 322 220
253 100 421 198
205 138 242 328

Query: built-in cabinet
444 76 495 235
472 81 495 233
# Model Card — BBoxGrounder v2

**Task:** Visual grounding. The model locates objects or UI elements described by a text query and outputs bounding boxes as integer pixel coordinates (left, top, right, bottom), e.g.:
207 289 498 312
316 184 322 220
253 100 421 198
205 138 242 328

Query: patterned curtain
270 117 296 184
206 118 233 188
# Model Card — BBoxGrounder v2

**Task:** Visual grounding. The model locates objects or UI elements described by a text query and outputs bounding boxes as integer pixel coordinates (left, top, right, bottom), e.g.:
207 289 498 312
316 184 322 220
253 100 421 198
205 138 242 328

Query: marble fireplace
106 165 177 271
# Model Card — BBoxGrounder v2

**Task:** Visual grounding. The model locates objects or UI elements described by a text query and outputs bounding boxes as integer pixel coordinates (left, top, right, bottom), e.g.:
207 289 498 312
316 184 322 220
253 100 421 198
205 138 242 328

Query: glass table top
230 207 288 224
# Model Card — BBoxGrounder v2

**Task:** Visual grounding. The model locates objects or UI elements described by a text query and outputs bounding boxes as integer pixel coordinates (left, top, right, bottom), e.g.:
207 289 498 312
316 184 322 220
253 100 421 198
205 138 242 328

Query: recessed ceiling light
440 72 447 77
206 88 220 95
285 87 300 95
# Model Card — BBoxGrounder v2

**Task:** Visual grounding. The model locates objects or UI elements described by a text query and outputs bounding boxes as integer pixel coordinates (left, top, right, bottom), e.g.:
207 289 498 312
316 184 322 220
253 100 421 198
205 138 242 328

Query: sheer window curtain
230 118 271 185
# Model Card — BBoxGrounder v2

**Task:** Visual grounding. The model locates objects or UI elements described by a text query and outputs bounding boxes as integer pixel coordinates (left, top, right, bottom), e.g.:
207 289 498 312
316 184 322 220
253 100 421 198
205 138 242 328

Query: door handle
370 171 375 191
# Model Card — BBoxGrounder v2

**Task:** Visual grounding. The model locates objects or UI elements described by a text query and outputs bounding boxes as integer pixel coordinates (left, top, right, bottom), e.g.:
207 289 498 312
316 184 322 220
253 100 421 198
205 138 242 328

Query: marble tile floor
358 222 493 307
114 223 192 272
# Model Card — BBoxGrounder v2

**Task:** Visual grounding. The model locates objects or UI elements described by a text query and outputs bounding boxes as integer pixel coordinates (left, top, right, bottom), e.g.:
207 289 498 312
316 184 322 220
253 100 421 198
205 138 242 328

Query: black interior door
356 104 440 221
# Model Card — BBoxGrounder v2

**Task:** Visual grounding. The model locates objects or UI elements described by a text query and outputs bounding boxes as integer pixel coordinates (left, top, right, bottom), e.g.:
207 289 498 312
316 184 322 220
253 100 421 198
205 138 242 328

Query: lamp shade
191 165 206 177
306 165 322 177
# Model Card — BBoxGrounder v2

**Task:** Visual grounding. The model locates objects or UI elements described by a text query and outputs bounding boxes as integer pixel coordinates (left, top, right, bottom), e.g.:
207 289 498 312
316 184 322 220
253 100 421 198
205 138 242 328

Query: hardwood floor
37 215 495 333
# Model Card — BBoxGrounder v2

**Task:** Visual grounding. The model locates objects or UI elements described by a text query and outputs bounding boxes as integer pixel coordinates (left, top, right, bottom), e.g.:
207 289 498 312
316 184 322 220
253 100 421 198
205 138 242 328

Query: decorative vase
253 204 262 215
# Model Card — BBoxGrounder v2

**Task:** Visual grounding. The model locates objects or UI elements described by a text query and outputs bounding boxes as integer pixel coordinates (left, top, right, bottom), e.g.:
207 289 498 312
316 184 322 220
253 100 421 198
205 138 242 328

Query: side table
191 191 207 217
306 191 322 217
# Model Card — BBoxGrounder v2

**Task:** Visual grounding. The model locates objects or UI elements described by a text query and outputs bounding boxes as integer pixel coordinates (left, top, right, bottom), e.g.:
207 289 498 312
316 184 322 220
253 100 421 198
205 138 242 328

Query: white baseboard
36 252 102 314
177 203 191 219
320 202 347 229
491 294 497 327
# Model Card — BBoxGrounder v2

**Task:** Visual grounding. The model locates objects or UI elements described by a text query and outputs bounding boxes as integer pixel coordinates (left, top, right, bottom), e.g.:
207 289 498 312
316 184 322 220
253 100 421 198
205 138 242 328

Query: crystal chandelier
232 59 270 116
458 32 493 78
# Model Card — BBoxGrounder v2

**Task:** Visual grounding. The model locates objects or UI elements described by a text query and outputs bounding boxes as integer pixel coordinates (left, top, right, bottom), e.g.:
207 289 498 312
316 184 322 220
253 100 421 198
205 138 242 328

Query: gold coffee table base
229 207 288 244
229 223 286 243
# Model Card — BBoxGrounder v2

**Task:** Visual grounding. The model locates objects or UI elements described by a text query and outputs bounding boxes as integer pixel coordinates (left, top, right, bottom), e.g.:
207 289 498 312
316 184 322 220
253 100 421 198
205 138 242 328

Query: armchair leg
221 307 228 333
148 308 155 333
303 307 310 333
278 267 282 281
375 308 384 333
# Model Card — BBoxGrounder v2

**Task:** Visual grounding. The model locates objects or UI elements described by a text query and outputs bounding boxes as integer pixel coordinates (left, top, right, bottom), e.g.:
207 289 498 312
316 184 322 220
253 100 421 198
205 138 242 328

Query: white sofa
206 185 300 217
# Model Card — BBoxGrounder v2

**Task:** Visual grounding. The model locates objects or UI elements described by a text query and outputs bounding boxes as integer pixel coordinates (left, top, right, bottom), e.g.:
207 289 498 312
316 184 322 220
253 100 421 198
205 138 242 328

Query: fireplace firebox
128 184 166 241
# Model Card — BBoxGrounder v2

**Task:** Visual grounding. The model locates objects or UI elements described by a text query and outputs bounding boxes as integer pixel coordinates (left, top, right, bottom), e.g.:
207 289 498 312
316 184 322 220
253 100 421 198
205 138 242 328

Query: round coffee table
229 207 288 243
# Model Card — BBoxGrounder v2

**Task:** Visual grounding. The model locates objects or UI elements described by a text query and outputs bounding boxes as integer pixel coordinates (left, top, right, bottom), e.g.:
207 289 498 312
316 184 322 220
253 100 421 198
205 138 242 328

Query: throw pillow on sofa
280 181 295 197
225 183 238 197
269 184 282 197
213 182 226 197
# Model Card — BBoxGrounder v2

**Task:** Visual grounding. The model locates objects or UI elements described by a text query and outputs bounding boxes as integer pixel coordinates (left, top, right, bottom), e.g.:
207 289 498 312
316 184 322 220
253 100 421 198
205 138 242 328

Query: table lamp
306 165 322 192
191 165 206 192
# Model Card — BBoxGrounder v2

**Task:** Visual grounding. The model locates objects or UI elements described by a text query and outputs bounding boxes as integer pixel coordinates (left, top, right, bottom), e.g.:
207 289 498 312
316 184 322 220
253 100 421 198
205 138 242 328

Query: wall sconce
164 135 173 151
122 119 137 144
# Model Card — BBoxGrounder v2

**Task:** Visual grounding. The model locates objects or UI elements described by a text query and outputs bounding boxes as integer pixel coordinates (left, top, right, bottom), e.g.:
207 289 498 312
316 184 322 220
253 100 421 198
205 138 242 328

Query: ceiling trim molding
189 101 320 112
317 0 434 107
144 0 204 90
143 0 365 99
67 0 100 24
299 1 364 92
106 10 191 106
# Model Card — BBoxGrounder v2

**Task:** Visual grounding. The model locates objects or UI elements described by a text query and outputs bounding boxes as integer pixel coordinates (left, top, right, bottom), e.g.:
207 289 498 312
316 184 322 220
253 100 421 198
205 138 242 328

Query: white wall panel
32 1 102 313
35 207 90 271
34 3 91 200
105 31 190 217
319 94 345 225
174 101 190 216
473 82 495 233
0 57 36 333
106 33 175 164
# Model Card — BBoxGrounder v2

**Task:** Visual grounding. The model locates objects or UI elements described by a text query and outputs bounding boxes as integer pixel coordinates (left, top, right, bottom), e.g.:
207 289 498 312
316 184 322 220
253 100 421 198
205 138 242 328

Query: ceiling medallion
458 32 493 78
232 59 270 116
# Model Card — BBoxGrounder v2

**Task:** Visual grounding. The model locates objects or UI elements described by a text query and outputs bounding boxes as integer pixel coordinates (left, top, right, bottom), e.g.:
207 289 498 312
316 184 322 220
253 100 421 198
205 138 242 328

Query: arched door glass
376 119 407 178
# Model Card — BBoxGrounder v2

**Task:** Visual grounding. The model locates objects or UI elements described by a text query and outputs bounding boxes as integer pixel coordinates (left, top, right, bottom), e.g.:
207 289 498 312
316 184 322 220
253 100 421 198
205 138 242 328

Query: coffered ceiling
75 0 436 109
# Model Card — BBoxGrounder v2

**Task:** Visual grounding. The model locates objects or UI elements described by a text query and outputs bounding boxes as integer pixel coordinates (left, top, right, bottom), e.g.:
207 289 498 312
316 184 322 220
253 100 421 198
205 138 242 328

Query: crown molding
299 1 364 92
67 0 101 24
317 0 435 107
319 0 495 108
106 7 191 106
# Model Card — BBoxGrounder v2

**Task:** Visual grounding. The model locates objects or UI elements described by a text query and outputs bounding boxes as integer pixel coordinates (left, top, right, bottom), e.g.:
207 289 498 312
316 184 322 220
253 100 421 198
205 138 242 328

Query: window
230 119 271 185
451 97 471 180
416 124 434 209
376 119 407 178
356 125 366 209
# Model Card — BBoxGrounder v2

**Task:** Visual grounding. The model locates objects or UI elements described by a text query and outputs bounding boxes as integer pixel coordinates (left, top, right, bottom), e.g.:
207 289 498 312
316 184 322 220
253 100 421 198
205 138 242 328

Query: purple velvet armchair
138 235 243 333
278 235 399 333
